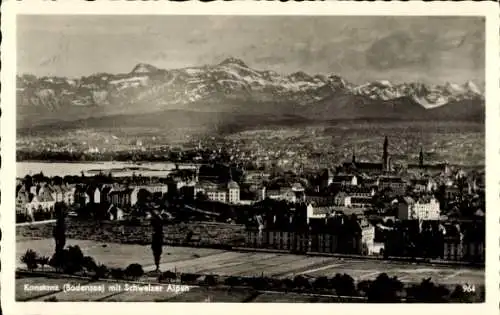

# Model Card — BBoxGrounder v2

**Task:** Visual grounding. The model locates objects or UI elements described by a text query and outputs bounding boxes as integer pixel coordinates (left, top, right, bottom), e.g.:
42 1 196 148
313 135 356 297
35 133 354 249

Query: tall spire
419 146 424 167
382 136 389 171
352 149 356 164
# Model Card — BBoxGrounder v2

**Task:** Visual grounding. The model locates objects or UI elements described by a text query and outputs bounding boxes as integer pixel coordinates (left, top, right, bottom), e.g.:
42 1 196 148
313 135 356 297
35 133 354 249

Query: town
16 136 485 263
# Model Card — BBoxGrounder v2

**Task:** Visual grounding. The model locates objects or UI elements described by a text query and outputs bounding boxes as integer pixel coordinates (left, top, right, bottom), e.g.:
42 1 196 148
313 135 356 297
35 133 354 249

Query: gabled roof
333 175 356 181
379 177 405 183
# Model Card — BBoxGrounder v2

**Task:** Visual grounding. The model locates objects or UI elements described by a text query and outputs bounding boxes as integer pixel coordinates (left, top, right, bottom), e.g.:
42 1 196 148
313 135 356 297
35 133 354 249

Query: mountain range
17 57 484 131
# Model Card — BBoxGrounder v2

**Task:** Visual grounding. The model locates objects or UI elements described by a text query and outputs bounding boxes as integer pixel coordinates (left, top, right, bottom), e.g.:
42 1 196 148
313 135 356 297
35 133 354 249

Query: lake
16 161 189 178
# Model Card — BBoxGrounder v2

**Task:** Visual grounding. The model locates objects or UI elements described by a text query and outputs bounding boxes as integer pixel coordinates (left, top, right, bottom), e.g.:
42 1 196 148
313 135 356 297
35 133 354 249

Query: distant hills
17 57 484 131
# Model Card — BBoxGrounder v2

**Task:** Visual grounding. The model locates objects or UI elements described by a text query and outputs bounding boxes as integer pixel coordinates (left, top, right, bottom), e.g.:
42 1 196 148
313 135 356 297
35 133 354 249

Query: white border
2 1 499 315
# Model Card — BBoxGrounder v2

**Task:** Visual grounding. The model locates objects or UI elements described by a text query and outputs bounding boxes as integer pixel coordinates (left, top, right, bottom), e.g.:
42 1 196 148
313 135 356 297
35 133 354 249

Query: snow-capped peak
376 80 393 87
218 57 248 68
130 63 159 74
444 82 465 95
463 80 481 95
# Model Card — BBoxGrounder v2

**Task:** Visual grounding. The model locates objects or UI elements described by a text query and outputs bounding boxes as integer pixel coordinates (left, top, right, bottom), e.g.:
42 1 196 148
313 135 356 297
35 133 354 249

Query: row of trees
20 247 144 280
20 247 480 303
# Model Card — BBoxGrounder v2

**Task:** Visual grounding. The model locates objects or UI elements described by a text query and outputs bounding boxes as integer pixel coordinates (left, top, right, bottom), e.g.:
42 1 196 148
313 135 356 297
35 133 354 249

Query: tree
82 256 97 274
330 273 356 296
293 275 310 290
125 263 144 280
357 280 372 296
151 212 164 272
20 249 39 271
37 256 50 271
312 276 329 291
407 278 450 302
204 275 217 286
63 245 85 274
366 273 404 302
93 264 109 280
53 203 67 262
110 268 125 280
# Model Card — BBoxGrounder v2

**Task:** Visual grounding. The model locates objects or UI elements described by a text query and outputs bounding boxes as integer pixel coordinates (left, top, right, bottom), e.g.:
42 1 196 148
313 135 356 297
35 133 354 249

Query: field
17 239 484 292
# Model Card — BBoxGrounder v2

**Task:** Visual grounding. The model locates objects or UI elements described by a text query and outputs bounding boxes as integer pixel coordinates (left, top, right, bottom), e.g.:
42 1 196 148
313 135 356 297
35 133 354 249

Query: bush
224 276 243 287
82 256 97 273
330 273 356 296
20 249 39 271
37 256 50 271
366 273 404 302
63 246 85 274
92 264 109 280
312 276 329 290
158 271 177 283
204 275 217 286
180 273 200 284
407 278 450 302
293 275 310 290
125 263 144 280
110 268 125 280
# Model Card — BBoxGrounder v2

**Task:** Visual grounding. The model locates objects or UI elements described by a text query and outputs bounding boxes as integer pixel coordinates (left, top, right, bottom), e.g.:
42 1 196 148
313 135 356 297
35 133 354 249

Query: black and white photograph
2 1 499 313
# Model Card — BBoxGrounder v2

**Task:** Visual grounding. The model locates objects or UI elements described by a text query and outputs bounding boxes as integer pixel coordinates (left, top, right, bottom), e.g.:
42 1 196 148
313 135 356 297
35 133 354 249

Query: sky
17 15 485 85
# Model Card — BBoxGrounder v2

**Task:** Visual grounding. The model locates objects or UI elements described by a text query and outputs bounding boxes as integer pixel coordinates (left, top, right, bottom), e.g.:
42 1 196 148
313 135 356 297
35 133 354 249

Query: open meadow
17 239 484 289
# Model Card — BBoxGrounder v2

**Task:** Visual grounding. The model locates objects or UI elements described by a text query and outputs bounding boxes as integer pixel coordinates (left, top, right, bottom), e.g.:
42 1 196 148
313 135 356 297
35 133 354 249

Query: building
228 180 240 204
378 176 407 196
108 186 133 208
130 184 169 206
331 174 358 187
266 187 303 203
410 178 437 193
194 180 240 204
407 147 451 175
397 196 440 220
306 204 336 224
342 137 392 174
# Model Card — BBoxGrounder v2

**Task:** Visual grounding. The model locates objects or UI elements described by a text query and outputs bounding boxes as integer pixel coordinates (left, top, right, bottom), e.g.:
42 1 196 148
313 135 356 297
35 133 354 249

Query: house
320 168 335 190
130 184 168 206
305 195 336 207
267 188 299 203
251 185 266 202
341 186 376 198
378 177 406 196
16 186 31 215
50 185 65 203
25 190 56 217
243 171 271 184
397 196 440 220
194 180 240 204
332 175 358 187
350 196 373 208
306 204 337 223
410 178 437 193
334 191 373 208
107 204 125 221
108 187 133 208
227 180 240 204
74 185 90 207
63 185 76 205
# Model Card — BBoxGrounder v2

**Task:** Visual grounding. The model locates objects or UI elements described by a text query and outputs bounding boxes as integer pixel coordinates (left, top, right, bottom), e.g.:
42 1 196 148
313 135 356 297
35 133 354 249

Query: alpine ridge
17 58 484 129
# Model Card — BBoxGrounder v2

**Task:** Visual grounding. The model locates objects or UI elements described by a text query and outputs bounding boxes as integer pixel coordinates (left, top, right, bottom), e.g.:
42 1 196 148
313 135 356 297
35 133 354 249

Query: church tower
352 149 356 164
419 147 424 168
382 136 389 171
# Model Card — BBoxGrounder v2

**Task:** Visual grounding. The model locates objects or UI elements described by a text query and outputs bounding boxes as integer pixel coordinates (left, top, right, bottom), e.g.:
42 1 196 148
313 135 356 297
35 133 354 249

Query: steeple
352 149 356 164
419 146 424 167
382 136 389 171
